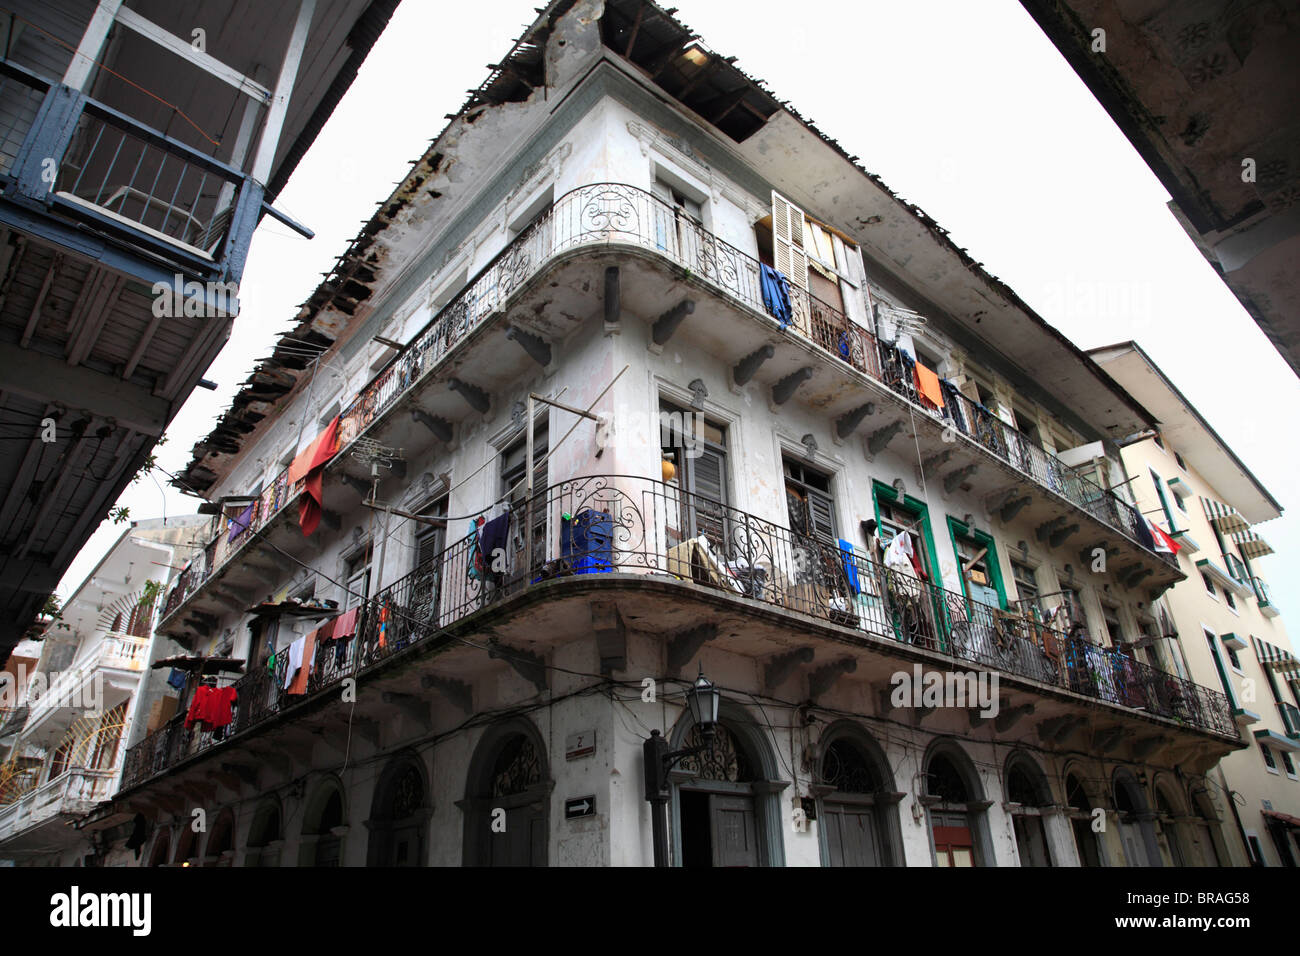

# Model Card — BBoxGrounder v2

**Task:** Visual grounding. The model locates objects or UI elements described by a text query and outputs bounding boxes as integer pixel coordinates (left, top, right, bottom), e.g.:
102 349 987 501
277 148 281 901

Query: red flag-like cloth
288 416 340 536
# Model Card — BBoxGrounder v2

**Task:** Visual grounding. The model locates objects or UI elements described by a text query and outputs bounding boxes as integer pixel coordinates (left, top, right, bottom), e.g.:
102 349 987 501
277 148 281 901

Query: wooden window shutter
771 190 808 290
689 447 728 506
807 488 836 545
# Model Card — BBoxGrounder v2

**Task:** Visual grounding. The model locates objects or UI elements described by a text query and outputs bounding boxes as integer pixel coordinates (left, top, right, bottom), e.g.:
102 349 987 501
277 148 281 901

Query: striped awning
1252 636 1300 679
1202 497 1250 535
1232 529 1274 559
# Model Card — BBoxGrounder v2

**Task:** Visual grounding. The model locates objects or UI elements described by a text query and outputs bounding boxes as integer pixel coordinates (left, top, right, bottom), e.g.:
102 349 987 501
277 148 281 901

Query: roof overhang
1089 342 1280 523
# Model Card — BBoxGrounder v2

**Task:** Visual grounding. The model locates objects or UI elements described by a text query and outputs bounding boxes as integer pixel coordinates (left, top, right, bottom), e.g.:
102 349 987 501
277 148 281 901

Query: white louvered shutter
771 190 808 290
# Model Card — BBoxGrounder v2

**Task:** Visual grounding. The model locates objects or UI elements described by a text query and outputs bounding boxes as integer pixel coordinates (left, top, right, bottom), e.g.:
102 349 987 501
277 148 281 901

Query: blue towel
167 668 187 691
837 538 860 595
760 264 792 327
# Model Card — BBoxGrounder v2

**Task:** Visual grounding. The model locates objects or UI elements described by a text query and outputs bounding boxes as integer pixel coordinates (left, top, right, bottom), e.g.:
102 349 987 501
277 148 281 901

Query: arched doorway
1005 754 1053 866
922 743 991 866
1065 771 1102 866
1188 788 1224 866
302 779 346 867
148 830 170 868
174 822 199 867
367 756 430 866
669 702 785 867
205 810 235 867
816 723 902 866
246 800 283 867
463 721 550 866
1113 770 1159 867
1153 782 1186 866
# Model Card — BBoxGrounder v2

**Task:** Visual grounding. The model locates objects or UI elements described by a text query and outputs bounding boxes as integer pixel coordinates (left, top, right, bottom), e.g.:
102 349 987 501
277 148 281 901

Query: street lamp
643 667 721 867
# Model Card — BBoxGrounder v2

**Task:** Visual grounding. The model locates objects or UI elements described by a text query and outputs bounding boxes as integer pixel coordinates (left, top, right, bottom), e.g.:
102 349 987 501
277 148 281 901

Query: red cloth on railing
332 607 360 640
288 416 340 537
184 685 238 731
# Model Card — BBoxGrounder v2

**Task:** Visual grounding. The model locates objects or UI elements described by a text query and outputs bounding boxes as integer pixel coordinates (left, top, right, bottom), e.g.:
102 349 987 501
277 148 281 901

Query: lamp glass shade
687 672 721 731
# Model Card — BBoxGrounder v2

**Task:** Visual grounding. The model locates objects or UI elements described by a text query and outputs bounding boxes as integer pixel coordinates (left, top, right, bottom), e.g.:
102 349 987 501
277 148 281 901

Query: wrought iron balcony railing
125 473 1236 791
158 184 1176 628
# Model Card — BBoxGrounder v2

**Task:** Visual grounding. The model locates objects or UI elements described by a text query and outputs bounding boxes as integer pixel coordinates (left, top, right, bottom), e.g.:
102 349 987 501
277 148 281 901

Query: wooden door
709 793 758 867
823 801 883 866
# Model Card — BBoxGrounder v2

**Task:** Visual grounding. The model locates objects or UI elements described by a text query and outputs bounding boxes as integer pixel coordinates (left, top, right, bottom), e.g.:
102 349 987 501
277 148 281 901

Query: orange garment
287 416 340 537
286 630 316 696
913 362 945 408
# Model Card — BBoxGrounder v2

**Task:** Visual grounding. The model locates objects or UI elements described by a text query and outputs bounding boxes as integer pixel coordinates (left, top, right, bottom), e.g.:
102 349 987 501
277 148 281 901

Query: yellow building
1092 342 1300 866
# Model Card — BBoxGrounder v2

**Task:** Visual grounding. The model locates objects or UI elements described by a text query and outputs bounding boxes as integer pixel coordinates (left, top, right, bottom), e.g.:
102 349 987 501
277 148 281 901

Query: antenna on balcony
350 438 405 503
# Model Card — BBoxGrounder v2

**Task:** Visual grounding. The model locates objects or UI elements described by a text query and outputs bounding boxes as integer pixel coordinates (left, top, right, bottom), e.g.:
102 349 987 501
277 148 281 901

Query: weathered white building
0 516 204 866
100 0 1244 867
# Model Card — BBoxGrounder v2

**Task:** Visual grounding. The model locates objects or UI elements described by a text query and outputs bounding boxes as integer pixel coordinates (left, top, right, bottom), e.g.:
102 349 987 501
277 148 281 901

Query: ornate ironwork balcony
124 474 1237 791
158 184 1176 629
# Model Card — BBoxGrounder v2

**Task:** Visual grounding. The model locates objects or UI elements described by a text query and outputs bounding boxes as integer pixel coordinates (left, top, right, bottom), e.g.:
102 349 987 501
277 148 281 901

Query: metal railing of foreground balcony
158 184 1172 626
124 474 1236 790
0 57 250 269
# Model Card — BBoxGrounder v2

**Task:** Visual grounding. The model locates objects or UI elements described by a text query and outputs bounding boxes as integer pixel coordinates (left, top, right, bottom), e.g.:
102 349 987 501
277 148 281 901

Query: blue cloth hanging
167 668 187 691
760 264 792 327
837 539 860 595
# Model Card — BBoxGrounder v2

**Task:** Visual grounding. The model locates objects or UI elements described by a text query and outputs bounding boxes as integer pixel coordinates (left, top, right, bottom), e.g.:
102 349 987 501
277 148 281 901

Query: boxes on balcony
145 695 178 734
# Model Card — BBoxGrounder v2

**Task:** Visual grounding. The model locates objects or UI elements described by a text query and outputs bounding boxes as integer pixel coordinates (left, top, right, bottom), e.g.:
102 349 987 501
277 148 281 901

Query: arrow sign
565 796 596 819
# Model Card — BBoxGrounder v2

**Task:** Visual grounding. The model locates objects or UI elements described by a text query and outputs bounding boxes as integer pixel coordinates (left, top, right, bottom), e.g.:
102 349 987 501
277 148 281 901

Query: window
1058 586 1087 630
344 551 371 610
1202 572 1217 598
1153 432 1165 450
661 400 728 544
501 421 549 570
1283 751 1297 777
652 176 703 261
1226 645 1242 671
1100 603 1124 646
1010 560 1039 612
1170 480 1188 513
1224 588 1237 612
1149 469 1176 531
1261 744 1277 771
1066 773 1101 867
876 497 929 579
1174 451 1187 470
783 459 837 544
953 531 1001 609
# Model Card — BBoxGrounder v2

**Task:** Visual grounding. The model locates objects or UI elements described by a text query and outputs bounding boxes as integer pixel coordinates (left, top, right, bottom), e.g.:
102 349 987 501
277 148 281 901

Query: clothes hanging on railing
184 684 237 732
912 361 945 408
479 512 511 584
882 531 913 574
288 415 341 537
939 379 967 433
759 264 792 327
228 502 255 542
837 538 860 595
166 668 187 691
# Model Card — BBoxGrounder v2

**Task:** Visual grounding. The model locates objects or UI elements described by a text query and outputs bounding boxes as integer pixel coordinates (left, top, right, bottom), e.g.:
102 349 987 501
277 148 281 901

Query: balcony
1253 577 1279 618
125 473 1236 791
0 767 118 854
24 633 149 734
159 183 1182 632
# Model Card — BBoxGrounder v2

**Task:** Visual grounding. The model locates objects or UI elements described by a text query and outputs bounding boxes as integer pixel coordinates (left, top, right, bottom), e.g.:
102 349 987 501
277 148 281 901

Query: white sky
57 0 1298 628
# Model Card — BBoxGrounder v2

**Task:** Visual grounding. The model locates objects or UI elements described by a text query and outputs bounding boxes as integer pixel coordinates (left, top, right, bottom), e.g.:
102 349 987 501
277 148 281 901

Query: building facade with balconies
101 0 1243 868
0 515 204 865
0 0 400 660
1092 341 1300 866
